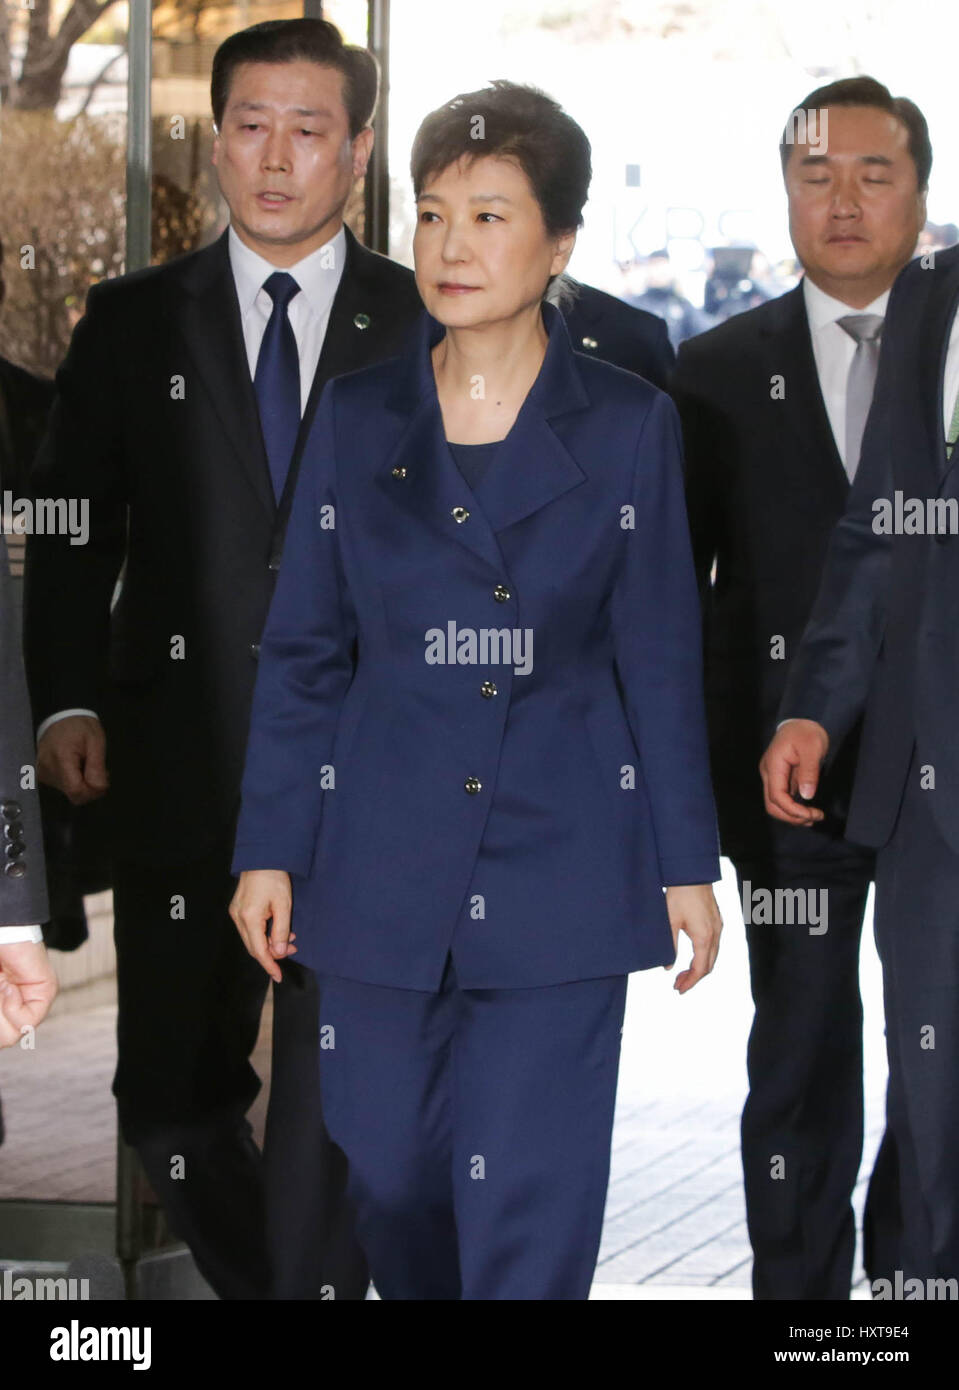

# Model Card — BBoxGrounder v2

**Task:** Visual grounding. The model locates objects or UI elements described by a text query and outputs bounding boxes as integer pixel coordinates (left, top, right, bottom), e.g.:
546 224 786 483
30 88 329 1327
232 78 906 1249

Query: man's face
413 154 574 330
785 104 926 304
212 60 373 266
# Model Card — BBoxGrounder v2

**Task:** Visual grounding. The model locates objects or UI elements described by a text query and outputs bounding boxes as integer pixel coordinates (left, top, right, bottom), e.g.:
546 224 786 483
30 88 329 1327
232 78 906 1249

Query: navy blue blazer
231 301 720 990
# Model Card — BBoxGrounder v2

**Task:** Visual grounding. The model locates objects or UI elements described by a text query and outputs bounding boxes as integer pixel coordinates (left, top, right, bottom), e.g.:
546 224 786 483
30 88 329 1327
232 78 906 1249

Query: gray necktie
837 313 883 481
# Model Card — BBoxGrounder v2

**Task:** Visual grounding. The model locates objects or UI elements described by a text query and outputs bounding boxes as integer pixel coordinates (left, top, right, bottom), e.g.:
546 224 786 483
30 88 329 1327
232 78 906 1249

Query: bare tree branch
16 0 122 109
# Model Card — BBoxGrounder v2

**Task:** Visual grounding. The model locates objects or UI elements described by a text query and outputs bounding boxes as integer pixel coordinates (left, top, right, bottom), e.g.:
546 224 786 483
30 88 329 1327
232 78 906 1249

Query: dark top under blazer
232 301 720 991
781 244 959 855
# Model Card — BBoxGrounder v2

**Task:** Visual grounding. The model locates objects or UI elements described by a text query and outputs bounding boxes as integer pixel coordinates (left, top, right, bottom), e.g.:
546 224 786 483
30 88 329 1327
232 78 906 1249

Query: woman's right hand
229 869 296 983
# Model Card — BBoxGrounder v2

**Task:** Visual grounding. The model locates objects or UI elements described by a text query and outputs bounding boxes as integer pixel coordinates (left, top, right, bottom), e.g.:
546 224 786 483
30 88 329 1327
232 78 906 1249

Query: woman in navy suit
230 81 722 1300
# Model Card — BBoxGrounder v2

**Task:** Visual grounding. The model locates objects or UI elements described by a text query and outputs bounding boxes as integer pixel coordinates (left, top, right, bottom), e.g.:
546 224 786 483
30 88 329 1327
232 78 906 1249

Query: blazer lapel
378 303 589 574
473 305 590 533
172 230 275 517
759 285 849 511
380 340 506 576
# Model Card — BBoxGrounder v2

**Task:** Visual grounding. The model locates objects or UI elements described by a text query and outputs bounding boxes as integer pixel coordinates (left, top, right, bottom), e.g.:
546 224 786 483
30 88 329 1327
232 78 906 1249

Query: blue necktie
254 271 302 501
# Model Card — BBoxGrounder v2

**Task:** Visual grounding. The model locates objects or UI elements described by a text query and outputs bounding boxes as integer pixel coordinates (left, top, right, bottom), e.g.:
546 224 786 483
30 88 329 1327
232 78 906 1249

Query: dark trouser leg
318 957 627 1301
871 756 959 1282
451 969 628 1301
317 958 462 1301
735 849 873 1299
111 849 270 1300
263 960 369 1299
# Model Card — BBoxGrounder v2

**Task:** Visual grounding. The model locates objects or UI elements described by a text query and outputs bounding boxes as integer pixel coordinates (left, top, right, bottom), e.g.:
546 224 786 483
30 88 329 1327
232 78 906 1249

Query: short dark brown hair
779 76 931 191
410 80 591 237
211 18 378 139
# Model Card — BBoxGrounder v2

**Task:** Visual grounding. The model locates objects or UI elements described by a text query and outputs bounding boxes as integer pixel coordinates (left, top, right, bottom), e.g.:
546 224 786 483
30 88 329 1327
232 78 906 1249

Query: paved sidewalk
0 861 888 1296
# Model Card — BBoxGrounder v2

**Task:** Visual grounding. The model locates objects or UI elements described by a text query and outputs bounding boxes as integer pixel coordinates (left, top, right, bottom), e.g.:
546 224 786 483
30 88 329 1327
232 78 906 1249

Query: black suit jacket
24 226 423 864
781 245 959 855
673 284 867 860
0 355 112 942
562 280 674 389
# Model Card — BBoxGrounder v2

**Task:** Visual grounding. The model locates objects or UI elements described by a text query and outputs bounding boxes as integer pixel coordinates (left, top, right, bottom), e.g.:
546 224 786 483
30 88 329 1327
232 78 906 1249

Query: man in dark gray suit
0 530 57 1063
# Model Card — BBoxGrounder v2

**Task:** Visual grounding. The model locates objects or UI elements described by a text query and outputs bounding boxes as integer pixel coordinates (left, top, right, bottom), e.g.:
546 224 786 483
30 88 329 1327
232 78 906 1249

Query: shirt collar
802 273 890 329
228 223 347 319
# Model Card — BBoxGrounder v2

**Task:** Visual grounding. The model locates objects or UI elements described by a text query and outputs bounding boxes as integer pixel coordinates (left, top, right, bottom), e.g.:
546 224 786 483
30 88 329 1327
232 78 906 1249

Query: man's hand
0 942 58 1047
664 884 722 994
760 718 830 826
37 715 108 805
229 870 297 984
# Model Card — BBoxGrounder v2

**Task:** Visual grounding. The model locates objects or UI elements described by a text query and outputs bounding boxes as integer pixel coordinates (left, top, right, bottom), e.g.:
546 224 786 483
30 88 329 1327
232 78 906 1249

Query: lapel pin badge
354 312 371 330
581 336 598 350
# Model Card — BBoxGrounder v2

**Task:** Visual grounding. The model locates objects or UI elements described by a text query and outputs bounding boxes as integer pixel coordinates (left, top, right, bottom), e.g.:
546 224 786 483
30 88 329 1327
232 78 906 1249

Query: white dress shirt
229 222 346 413
34 224 348 760
0 924 43 943
942 290 959 439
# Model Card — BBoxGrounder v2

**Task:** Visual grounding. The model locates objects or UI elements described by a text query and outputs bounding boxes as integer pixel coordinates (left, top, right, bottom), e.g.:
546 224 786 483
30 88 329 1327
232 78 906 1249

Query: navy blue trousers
317 955 628 1300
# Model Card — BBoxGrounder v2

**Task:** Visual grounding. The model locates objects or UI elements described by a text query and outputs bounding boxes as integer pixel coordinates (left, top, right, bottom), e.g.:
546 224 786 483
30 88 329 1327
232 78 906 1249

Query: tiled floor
0 860 888 1296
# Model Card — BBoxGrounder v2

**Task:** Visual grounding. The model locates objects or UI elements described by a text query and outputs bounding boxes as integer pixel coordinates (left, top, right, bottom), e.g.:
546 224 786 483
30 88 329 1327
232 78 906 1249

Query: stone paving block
602 1187 721 1235
662 1241 754 1280
711 1260 754 1287
644 1271 718 1286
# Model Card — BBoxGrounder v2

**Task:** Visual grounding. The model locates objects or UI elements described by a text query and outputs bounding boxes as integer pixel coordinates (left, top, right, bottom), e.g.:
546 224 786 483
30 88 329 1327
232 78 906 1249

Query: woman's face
413 154 575 330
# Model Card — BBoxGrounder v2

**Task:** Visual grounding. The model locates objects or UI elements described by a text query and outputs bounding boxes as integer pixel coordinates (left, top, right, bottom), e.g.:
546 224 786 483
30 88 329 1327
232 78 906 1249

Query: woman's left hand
229 869 297 984
664 884 722 994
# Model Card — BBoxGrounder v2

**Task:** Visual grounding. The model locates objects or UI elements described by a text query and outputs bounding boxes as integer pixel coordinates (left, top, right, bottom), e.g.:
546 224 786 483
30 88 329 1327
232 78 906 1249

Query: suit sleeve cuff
659 856 721 887
231 844 313 879
37 709 99 741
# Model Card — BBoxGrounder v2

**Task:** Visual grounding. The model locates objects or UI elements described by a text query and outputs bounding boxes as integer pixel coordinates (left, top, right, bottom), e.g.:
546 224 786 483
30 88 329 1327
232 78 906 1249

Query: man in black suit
559 277 674 386
23 18 423 1300
763 235 959 1290
673 78 930 1299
